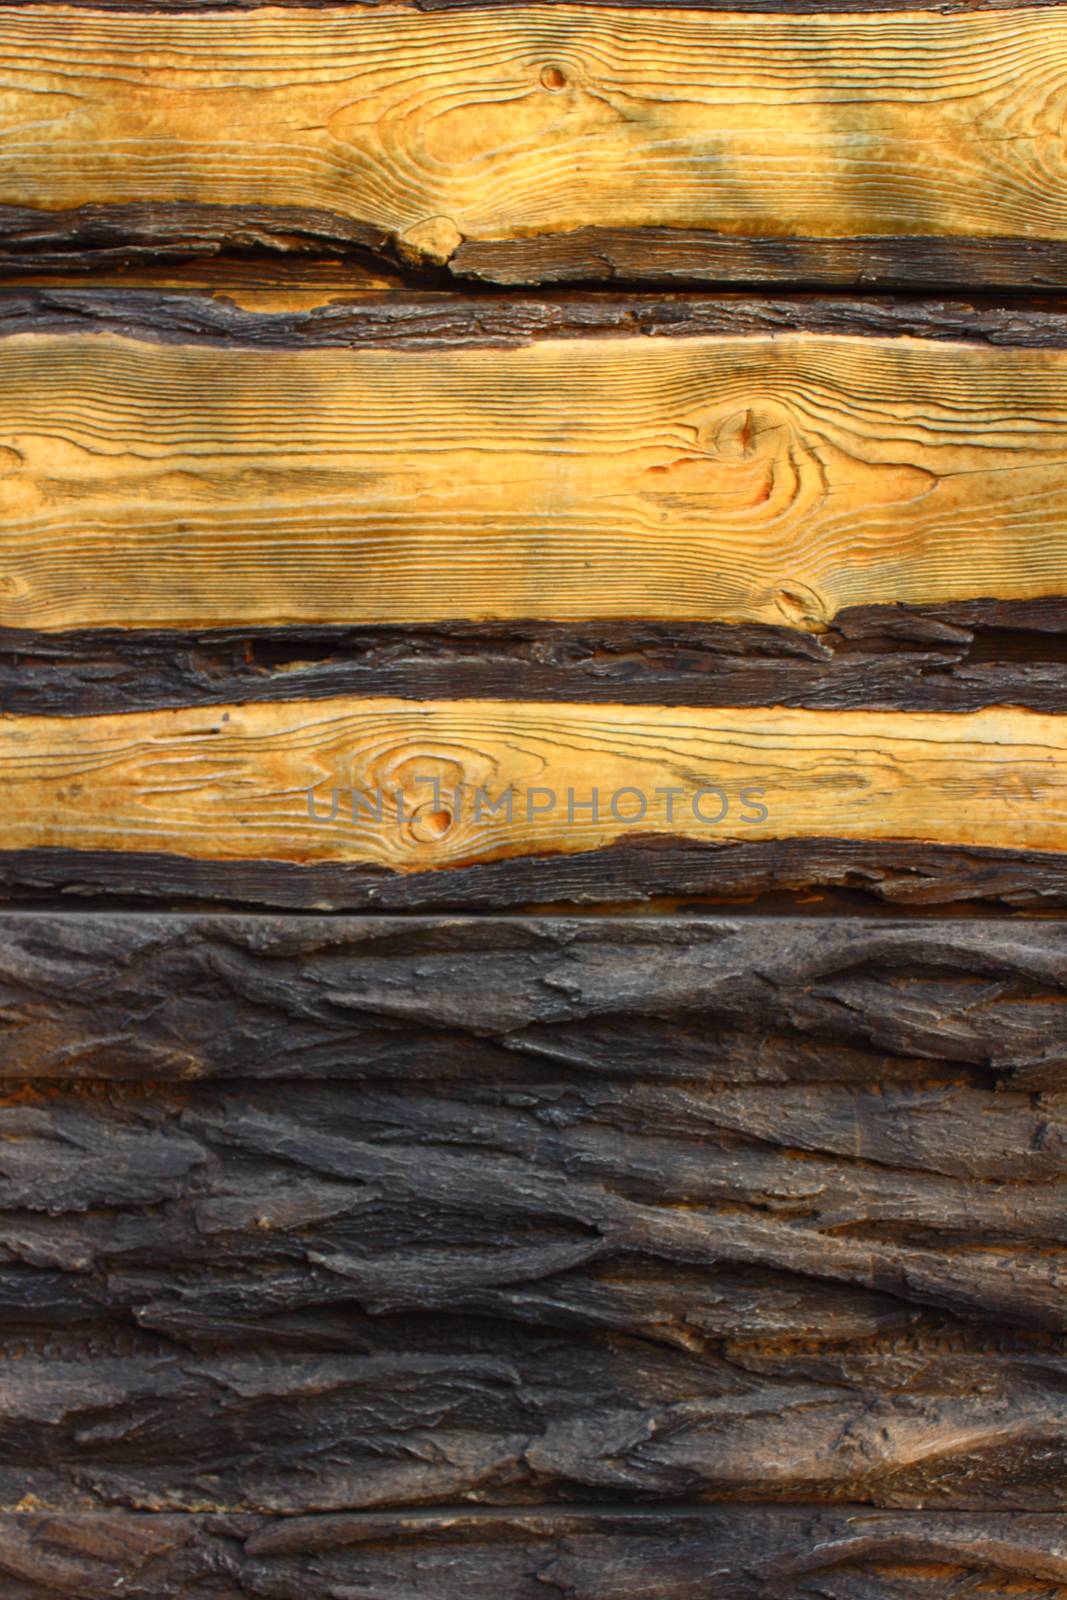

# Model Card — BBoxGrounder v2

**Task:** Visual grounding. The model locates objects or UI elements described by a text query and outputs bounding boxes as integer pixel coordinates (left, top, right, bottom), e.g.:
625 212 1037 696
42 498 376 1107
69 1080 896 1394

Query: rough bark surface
0 1509 1065 1599
2 912 1064 1084
0 1510 1062 1600
6 600 1067 717
0 916 1063 1511
3 288 1067 348
7 837 1067 910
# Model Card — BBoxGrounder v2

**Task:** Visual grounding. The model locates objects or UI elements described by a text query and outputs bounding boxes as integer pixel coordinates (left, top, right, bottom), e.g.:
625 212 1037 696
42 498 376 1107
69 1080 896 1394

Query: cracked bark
0 916 1064 1513
0 1508 1065 1600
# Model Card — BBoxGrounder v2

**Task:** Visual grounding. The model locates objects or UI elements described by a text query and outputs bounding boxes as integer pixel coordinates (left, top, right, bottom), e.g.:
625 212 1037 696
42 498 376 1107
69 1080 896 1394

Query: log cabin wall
1 4 1067 1597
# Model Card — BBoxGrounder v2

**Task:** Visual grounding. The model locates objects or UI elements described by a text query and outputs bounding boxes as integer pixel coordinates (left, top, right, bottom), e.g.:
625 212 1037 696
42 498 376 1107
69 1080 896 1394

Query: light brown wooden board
3 326 1067 632
1 696 1064 869
4 4 1067 281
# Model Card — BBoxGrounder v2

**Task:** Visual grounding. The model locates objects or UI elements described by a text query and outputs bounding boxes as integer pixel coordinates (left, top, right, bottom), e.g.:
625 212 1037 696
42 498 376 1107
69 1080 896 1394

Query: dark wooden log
2 913 1065 1085
1 1508 1065 1600
0 916 1063 1511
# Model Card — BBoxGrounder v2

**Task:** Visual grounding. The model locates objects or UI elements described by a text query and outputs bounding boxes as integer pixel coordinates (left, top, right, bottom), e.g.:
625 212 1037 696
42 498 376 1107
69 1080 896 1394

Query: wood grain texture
1 696 1065 877
3 307 1067 632
451 228 1067 288
0 916 1064 1511
1 1509 1065 1600
0 259 402 308
5 6 1067 285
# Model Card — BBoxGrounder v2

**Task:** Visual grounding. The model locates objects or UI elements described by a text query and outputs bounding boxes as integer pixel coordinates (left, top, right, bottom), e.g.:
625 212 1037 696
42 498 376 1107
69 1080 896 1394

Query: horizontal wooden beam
2 1509 1065 1598
1 695 1065 871
3 5 1067 285
2 297 1067 634
4 693 1067 905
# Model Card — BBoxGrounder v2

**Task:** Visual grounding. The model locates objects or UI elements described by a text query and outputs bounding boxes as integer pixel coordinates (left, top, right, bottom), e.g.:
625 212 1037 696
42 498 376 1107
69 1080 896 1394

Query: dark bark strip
3 288 1067 349
5 836 1067 909
0 204 391 276
2 216 1067 290
6 600 1067 717
452 229 1067 290
0 1508 1064 1600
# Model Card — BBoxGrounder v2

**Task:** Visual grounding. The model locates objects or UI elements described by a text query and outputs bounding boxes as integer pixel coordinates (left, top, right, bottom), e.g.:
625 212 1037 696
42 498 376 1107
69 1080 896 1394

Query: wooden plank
1 1509 1065 1599
3 298 1067 635
0 916 1063 1511
0 695 1065 883
4 5 1067 286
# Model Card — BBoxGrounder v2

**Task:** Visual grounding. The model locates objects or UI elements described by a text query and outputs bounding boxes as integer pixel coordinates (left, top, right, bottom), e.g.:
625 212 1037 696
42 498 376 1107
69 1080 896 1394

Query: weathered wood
452 228 1067 289
0 697 1065 909
9 837 1067 908
4 913 1064 1084
0 916 1064 1510
1 1309 1061 1510
0 259 402 305
6 287 1067 349
3 4 1063 1586
4 299 1067 634
6 599 1067 718
4 6 1067 286
1 1509 1065 1600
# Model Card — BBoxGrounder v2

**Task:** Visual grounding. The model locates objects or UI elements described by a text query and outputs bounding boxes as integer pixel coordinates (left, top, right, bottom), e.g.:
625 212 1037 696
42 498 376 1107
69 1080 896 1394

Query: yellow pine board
2 329 1067 632
0 697 1062 868
3 6 1067 255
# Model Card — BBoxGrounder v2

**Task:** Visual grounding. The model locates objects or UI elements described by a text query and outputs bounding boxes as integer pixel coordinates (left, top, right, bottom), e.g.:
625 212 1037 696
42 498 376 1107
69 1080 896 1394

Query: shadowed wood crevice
0 1509 1064 1599
3 303 1067 634
5 5 1067 286
6 600 1067 716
